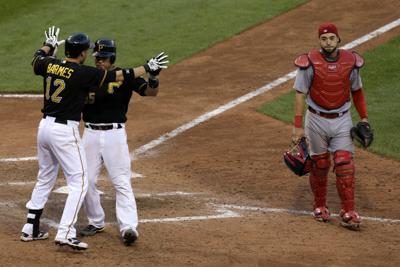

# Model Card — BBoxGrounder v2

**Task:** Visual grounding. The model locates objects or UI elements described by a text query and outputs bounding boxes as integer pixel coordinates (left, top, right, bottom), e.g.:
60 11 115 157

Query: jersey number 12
45 77 66 103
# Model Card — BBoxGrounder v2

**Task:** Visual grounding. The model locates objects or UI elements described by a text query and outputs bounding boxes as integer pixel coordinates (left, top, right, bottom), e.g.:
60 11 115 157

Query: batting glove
44 26 60 48
144 52 169 73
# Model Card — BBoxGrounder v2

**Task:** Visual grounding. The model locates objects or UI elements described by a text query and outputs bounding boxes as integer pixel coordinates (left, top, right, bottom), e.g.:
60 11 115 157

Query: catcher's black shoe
80 225 105 236
20 231 49 242
122 229 139 246
55 237 88 250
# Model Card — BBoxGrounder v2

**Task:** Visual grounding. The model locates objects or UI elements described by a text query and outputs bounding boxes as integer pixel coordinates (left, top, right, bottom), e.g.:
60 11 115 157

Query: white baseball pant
22 116 88 240
82 124 138 234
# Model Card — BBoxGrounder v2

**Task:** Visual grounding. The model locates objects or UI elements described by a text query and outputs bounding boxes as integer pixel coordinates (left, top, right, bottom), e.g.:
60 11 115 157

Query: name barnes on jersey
47 63 74 79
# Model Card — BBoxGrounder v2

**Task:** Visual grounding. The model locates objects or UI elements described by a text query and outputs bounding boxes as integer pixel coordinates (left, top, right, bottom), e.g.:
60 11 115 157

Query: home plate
132 172 144 179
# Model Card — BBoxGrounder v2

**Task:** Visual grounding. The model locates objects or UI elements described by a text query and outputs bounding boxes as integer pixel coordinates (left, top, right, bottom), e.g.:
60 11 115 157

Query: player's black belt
308 106 348 119
85 124 123 130
43 115 68 125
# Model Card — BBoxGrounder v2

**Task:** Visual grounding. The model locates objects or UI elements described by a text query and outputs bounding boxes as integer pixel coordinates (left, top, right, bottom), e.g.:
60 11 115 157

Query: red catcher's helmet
283 137 311 176
318 23 339 38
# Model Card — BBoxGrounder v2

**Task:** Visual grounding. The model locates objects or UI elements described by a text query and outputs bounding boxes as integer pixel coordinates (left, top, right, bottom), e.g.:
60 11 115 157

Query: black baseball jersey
32 50 116 121
82 67 148 123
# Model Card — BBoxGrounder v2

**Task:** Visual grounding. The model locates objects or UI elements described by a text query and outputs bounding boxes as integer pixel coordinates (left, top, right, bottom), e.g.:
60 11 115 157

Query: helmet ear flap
110 55 116 64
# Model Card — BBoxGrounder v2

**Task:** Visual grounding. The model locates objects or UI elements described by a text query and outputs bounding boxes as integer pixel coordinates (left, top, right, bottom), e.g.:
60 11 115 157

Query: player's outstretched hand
44 26 60 49
144 52 169 75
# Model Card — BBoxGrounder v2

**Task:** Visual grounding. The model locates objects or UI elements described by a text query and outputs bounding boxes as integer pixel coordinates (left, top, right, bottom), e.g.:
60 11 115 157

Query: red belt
308 107 348 119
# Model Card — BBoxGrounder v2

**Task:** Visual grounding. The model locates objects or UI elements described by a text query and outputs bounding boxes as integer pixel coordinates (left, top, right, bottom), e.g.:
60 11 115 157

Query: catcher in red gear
289 23 372 230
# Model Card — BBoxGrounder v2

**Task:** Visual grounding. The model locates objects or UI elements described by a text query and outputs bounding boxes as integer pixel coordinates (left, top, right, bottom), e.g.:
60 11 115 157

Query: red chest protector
308 50 356 110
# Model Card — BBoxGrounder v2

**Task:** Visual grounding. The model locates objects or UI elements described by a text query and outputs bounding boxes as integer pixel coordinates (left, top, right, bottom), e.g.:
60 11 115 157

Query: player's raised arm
115 52 169 82
31 26 61 74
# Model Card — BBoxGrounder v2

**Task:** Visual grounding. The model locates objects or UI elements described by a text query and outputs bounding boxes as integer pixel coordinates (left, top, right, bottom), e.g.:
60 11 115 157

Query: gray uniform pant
305 109 354 155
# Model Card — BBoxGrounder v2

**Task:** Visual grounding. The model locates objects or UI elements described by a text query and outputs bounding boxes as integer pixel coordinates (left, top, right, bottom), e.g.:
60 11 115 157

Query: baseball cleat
122 229 139 246
55 237 88 250
79 225 105 236
20 231 49 242
313 207 330 222
340 210 361 230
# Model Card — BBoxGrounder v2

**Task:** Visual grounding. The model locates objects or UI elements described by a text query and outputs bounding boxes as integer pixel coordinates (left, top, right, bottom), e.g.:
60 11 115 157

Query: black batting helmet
92 39 116 64
65 32 94 58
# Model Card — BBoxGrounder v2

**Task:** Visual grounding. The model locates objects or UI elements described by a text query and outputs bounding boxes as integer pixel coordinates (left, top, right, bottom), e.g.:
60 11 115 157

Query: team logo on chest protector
327 64 337 72
309 50 356 110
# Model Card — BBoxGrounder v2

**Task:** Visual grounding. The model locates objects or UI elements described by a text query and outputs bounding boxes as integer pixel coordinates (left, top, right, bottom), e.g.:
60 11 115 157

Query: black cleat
79 225 105 236
122 229 139 246
20 231 49 242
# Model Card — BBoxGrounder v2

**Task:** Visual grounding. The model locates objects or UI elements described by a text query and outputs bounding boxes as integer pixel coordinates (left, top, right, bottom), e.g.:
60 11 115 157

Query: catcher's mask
92 39 116 64
65 32 94 58
283 137 311 176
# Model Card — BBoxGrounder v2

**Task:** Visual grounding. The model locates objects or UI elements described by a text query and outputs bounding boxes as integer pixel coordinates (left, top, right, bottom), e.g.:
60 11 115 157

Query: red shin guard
310 153 331 208
334 150 355 212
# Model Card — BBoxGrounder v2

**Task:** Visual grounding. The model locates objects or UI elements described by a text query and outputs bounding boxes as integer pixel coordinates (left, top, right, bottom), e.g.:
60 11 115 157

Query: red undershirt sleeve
351 88 368 119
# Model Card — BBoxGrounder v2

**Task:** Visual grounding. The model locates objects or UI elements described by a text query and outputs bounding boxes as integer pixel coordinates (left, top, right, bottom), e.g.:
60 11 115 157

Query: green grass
258 35 400 160
0 0 306 92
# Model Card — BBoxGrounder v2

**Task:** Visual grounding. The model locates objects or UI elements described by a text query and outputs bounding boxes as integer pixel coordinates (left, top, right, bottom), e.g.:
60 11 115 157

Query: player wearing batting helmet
20 26 168 250
291 23 371 230
64 32 94 59
79 39 166 245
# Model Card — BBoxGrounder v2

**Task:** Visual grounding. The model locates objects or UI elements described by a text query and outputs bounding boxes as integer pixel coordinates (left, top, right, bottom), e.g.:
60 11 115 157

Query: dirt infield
1 1 400 266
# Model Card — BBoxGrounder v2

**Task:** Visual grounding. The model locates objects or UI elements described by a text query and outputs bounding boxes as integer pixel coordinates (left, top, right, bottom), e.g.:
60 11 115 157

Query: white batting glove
44 26 60 49
152 52 169 69
144 52 169 73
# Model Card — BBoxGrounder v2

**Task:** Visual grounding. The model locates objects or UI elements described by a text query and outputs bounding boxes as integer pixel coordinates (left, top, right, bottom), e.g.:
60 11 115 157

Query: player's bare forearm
295 91 305 116
134 66 146 78
115 52 168 82
40 46 52 54
115 66 147 82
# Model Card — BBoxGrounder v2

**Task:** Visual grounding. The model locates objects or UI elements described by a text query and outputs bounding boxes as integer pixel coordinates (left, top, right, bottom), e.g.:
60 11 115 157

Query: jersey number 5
108 81 122 94
45 77 66 103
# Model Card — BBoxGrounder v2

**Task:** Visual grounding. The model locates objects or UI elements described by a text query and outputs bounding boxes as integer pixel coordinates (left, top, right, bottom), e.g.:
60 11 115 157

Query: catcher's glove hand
283 137 311 176
350 121 374 148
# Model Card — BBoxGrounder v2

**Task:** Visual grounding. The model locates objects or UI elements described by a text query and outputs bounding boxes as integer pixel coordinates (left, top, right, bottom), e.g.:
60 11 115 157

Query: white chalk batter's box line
37 202 400 229
1 191 399 226
0 172 144 187
1 18 399 163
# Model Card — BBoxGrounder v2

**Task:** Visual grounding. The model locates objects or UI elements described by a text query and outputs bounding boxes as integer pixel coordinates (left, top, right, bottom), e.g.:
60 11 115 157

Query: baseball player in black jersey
79 39 162 245
20 26 168 250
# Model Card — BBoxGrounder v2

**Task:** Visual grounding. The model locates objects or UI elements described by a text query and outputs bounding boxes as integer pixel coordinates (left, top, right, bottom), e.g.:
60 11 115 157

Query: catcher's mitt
283 137 311 176
350 121 374 148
